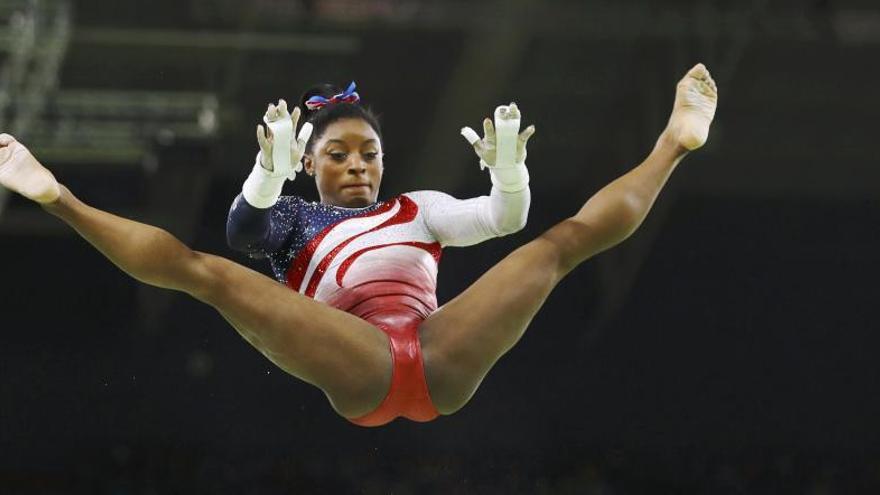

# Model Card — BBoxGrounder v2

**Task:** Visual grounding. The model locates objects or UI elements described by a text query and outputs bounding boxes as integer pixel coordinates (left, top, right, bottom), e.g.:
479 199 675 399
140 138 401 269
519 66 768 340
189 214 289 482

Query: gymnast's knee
427 377 478 416
422 350 482 415
537 217 594 275
182 251 230 302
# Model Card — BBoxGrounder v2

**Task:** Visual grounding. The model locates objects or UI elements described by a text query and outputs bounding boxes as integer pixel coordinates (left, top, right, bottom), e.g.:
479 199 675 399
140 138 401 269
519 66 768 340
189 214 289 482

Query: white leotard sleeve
405 186 530 247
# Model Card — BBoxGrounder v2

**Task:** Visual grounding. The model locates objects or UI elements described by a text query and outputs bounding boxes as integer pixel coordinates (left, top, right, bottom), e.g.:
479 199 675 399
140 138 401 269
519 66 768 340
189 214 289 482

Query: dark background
1 0 879 493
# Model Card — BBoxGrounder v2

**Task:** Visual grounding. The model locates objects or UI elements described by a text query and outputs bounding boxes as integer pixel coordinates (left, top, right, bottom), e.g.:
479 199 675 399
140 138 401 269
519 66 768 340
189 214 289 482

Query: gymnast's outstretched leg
419 63 719 413
0 137 391 418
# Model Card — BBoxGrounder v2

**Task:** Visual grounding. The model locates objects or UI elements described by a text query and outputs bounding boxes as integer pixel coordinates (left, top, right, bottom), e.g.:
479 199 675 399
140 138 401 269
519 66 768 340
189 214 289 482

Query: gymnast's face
303 118 384 208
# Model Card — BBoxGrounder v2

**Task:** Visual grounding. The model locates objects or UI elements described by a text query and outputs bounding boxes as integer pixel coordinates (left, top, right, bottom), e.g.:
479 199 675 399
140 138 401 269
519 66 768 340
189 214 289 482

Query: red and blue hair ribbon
305 82 360 111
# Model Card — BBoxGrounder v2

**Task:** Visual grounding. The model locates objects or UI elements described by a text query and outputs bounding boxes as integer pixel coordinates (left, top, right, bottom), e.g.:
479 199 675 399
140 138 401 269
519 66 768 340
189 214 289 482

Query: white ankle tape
242 155 286 208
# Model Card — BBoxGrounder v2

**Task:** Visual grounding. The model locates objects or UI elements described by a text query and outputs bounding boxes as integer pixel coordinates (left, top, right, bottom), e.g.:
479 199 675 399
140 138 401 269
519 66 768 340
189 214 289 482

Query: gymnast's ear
302 154 315 176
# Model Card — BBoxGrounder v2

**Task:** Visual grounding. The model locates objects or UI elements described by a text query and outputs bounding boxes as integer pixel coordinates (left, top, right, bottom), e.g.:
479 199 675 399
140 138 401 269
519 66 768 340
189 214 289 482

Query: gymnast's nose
347 158 367 174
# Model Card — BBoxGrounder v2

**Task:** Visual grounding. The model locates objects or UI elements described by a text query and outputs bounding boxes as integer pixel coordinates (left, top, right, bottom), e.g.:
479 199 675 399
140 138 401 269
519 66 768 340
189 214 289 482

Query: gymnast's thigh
419 234 567 413
192 252 393 418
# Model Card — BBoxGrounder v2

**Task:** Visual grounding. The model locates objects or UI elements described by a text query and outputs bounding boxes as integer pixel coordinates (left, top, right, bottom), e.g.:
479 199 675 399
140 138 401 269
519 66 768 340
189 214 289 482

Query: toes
684 63 716 90
688 62 709 78
700 82 715 96
706 75 718 93
697 77 718 96
678 66 718 97
0 133 15 146
688 80 716 99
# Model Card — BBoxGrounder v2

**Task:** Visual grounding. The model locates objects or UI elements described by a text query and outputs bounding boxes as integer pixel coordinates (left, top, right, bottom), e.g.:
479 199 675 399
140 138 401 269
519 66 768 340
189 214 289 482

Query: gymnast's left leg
419 63 718 414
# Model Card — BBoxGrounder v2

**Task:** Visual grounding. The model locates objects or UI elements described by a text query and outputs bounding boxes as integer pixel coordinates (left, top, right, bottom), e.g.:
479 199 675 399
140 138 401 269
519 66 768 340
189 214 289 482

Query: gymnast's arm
418 103 534 246
226 194 292 256
226 98 311 256
409 187 529 247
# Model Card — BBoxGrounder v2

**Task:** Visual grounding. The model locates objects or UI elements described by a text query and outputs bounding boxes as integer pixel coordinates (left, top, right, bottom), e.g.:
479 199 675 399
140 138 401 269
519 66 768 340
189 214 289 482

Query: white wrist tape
242 153 286 208
485 161 529 193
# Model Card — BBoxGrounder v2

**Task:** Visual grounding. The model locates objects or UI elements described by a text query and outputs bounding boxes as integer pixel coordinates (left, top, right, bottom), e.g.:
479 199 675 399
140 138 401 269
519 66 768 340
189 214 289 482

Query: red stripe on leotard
302 196 420 297
285 198 398 292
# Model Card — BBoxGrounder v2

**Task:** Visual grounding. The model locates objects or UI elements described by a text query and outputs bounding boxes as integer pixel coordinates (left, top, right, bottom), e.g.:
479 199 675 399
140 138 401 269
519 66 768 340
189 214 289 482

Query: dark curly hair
299 83 382 154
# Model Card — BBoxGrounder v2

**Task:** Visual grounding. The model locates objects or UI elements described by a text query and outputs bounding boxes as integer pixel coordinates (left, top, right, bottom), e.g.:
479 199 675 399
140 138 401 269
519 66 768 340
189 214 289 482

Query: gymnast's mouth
342 184 370 189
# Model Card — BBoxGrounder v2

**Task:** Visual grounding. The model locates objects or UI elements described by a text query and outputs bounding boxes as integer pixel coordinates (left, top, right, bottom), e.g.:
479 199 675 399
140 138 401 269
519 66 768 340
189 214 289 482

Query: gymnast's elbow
225 230 262 258
493 214 528 237
489 186 530 237
225 225 247 252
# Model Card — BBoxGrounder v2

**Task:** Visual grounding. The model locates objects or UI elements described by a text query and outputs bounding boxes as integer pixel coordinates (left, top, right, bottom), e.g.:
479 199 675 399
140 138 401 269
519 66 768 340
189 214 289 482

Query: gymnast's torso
269 193 443 319
227 187 528 322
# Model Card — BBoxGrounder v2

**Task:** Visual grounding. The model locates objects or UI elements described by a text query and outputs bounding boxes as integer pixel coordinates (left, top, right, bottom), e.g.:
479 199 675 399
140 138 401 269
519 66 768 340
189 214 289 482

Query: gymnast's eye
363 152 379 161
329 152 347 161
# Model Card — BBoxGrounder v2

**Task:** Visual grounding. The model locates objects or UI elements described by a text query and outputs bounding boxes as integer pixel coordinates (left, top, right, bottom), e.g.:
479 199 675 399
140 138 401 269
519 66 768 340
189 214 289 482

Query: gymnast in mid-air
0 64 717 426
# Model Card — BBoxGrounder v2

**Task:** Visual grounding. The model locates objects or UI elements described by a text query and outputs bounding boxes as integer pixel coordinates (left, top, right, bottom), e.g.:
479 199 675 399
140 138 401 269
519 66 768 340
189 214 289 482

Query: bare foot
0 134 60 203
665 63 718 151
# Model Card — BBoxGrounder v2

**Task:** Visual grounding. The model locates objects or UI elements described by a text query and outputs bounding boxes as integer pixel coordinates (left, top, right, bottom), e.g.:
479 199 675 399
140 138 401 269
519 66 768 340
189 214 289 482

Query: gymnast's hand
460 103 535 170
256 99 313 180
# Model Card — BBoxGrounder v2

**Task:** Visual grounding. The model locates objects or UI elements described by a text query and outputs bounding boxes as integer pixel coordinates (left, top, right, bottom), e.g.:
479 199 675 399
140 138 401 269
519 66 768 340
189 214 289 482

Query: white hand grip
264 114 293 177
494 105 520 168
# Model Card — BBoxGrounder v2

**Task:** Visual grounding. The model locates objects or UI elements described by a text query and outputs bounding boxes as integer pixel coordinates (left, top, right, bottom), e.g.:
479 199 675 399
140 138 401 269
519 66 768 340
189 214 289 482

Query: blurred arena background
1 0 879 493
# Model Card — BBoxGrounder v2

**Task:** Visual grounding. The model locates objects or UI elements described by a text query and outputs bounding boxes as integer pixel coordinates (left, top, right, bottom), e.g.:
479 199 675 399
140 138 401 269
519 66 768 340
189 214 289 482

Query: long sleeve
408 186 530 248
226 193 293 257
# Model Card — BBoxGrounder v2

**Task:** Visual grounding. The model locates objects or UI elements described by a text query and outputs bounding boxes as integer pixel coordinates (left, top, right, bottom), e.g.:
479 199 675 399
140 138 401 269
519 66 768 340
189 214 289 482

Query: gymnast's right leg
0 134 391 418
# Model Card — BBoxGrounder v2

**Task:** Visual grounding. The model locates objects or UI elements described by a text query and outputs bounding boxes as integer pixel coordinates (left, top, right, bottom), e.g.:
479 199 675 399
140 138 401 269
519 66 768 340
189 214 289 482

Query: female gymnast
0 64 717 427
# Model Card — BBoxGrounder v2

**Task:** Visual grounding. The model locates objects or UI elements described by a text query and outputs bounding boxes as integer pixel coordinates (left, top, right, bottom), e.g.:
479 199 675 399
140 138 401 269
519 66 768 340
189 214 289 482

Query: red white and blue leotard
226 188 529 426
